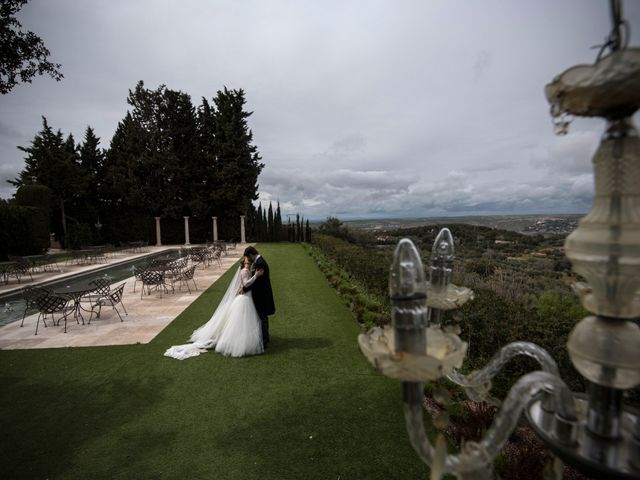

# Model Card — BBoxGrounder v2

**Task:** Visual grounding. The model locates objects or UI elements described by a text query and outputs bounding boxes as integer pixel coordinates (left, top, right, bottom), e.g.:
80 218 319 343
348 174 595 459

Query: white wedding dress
164 267 264 359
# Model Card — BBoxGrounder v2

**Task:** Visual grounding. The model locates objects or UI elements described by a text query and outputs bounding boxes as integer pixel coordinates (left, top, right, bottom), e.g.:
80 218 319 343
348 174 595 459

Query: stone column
155 217 162 246
183 216 191 246
240 215 246 244
212 216 218 242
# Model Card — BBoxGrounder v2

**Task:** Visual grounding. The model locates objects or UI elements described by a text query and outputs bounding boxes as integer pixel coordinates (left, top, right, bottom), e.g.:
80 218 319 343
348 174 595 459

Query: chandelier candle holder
358 1 640 478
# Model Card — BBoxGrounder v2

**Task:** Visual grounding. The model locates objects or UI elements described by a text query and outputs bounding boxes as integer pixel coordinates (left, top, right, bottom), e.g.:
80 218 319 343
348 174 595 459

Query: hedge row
310 234 390 298
0 204 49 259
305 243 389 330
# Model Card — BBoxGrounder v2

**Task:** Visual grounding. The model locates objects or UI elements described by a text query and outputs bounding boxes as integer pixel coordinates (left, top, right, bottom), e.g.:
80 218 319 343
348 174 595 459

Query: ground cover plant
0 244 427 479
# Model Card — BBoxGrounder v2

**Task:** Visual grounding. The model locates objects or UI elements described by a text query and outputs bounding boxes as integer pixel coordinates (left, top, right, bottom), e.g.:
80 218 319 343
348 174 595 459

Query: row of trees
248 202 311 242
8 81 265 247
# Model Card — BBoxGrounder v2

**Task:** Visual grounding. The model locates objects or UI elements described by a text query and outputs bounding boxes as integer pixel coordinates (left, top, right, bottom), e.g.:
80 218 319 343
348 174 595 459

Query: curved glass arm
404 371 576 477
446 341 559 404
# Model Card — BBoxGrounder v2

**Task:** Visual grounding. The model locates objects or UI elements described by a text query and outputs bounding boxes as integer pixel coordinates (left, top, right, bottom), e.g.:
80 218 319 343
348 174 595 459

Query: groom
242 246 275 347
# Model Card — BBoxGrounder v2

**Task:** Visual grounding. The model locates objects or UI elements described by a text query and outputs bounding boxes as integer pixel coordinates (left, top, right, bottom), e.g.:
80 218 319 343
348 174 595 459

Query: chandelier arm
403 403 433 464
446 341 560 405
404 371 576 478
480 371 577 458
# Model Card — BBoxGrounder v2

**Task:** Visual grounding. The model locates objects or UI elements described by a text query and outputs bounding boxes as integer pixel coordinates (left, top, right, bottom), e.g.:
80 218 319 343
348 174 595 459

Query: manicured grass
0 244 426 479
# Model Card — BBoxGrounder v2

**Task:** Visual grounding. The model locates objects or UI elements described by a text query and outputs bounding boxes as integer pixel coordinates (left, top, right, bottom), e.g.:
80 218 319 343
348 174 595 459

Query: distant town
521 217 580 235
341 214 583 236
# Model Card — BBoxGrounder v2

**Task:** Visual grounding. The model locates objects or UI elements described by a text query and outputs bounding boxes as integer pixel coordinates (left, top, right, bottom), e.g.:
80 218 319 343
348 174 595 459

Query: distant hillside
343 214 582 235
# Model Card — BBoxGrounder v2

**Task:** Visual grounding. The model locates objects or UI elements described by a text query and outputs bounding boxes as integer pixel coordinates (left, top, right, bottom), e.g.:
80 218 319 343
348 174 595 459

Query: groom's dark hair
244 246 258 256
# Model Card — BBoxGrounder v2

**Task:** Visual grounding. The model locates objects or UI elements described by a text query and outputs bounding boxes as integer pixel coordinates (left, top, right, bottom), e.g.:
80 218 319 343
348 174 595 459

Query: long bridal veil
164 267 242 360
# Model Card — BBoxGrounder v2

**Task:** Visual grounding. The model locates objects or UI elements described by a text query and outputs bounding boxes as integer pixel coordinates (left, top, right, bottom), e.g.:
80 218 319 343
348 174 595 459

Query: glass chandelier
358 1 640 478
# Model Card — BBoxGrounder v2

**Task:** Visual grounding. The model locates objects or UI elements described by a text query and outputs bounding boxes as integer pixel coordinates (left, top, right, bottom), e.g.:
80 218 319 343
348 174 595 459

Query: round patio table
53 279 100 325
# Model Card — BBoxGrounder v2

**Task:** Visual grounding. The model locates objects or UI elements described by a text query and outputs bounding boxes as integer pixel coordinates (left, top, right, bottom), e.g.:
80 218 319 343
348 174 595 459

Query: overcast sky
1 0 639 220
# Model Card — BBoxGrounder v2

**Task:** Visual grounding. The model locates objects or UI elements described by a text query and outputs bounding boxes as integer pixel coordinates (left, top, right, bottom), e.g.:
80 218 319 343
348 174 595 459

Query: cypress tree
212 87 264 224
275 201 282 241
10 117 79 246
76 126 104 234
267 201 274 241
262 209 267 241
256 203 263 241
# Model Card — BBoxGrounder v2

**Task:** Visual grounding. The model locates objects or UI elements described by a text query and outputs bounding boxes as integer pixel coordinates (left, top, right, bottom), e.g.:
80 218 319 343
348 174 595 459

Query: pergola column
240 215 246 244
183 216 191 246
212 216 218 242
155 217 162 246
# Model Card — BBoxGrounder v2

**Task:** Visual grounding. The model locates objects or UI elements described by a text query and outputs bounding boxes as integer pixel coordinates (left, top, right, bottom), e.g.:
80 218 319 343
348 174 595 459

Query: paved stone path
0 244 248 350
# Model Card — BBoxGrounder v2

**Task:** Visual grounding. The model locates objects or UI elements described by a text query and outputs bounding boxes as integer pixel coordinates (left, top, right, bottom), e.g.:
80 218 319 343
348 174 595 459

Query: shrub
361 311 379 330
311 234 390 298
0 204 49 259
306 242 391 330
15 184 52 220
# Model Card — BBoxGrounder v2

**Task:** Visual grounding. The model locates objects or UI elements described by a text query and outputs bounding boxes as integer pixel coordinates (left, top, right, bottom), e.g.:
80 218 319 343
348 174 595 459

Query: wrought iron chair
189 249 207 269
132 265 148 293
212 249 223 267
90 282 127 322
170 265 198 294
80 278 111 308
34 292 75 334
10 257 33 283
20 286 50 328
140 270 166 299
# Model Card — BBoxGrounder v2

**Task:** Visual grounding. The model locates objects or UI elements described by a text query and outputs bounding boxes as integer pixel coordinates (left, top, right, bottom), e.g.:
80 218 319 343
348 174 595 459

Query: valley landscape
342 214 582 235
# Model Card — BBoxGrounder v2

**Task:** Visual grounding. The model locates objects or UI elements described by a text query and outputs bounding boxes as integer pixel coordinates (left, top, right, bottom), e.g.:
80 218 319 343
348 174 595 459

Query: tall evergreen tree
100 112 144 210
10 117 79 244
262 209 267 241
212 87 263 220
76 126 104 234
195 97 217 215
123 81 198 218
275 201 282 241
256 203 263 241
267 202 274 242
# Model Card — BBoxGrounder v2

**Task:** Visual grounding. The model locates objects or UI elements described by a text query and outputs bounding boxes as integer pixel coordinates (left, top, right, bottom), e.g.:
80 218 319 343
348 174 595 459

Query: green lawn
0 243 426 479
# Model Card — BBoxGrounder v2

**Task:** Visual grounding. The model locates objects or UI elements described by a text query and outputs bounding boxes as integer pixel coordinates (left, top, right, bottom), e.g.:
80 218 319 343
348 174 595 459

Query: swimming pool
0 249 180 327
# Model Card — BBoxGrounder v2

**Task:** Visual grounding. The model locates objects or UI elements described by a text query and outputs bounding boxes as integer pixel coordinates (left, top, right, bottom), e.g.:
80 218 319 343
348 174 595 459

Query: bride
164 256 264 359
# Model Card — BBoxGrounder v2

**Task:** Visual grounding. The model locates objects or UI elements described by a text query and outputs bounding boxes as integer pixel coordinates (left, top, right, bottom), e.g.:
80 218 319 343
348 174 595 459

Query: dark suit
243 255 275 344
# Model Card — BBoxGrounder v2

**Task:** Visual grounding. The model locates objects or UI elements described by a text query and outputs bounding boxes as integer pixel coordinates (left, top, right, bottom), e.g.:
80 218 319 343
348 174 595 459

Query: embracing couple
165 246 275 360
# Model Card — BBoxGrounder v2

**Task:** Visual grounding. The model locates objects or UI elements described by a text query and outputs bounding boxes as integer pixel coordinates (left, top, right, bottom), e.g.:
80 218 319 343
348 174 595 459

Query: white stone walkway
0 244 248 350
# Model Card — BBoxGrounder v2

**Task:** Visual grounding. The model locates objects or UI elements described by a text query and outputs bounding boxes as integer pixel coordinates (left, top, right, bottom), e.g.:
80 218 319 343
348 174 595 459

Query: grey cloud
258 164 593 219
325 134 366 157
2 0 639 219
529 127 600 175
472 50 492 82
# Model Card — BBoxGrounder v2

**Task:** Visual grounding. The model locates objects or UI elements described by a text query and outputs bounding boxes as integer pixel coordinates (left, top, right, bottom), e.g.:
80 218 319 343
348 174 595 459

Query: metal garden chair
140 270 166 299
90 282 128 322
34 292 75 334
170 265 198 294
20 286 50 328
